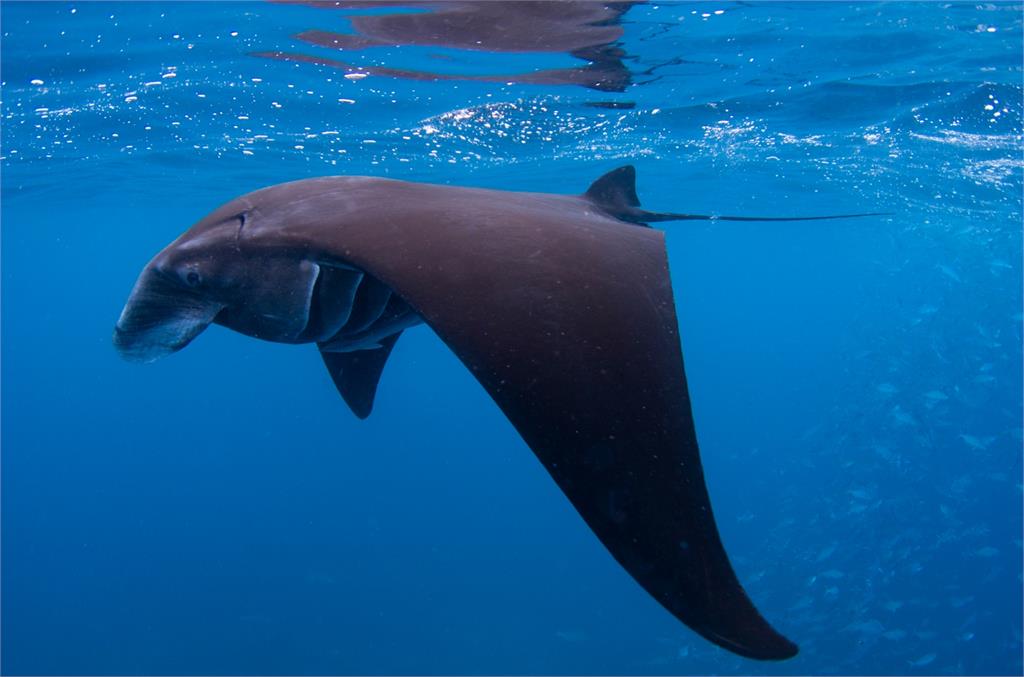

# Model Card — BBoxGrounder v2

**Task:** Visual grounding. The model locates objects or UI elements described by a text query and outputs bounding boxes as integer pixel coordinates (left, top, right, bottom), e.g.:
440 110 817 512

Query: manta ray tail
584 165 889 225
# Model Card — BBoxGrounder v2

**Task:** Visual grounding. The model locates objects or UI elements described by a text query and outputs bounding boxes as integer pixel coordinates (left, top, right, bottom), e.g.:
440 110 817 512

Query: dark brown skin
114 168 799 660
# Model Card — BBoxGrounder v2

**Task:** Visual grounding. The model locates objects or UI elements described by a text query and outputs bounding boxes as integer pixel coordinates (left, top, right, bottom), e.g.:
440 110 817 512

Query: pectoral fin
319 331 402 419
310 178 798 659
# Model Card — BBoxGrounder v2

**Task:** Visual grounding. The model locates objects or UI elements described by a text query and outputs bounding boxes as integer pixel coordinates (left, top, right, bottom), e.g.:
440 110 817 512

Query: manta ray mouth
113 269 222 362
113 309 218 363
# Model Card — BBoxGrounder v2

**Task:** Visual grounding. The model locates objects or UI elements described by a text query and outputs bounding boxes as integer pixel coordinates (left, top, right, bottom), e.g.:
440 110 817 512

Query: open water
1 2 1021 675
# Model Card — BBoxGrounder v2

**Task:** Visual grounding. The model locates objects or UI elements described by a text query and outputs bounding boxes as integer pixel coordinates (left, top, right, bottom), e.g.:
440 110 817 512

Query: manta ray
114 165 877 660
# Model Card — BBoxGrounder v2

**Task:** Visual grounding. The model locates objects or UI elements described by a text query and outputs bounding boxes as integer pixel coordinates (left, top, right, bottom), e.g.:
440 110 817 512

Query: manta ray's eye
185 271 201 287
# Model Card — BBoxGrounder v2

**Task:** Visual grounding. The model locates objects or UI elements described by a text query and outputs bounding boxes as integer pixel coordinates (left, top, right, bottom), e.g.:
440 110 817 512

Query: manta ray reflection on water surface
115 166 882 660
254 0 637 92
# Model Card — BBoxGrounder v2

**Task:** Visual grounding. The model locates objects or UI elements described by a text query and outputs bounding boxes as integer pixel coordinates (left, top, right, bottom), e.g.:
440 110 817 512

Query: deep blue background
2 2 1021 674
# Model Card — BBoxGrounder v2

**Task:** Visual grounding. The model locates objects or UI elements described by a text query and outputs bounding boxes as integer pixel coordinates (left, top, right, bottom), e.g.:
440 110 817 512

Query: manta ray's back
299 168 799 660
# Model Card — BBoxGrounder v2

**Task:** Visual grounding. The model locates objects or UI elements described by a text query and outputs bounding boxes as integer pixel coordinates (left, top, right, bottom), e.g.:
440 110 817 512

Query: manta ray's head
114 189 324 362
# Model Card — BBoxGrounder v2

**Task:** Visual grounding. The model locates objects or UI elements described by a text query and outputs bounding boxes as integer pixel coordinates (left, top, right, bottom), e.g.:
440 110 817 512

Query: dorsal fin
584 165 641 213
319 331 402 419
584 165 890 225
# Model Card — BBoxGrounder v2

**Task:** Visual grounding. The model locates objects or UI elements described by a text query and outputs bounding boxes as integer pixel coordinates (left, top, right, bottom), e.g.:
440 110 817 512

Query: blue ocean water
1 1 1021 674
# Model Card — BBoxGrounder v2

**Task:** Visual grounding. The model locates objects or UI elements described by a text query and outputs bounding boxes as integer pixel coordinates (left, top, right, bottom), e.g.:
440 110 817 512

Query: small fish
555 630 587 643
960 434 993 451
975 546 999 558
937 264 962 283
909 652 937 667
873 444 895 462
924 390 948 401
891 405 917 425
847 619 885 635
790 595 813 611
801 423 823 440
877 382 898 395
950 595 975 608
815 543 837 562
